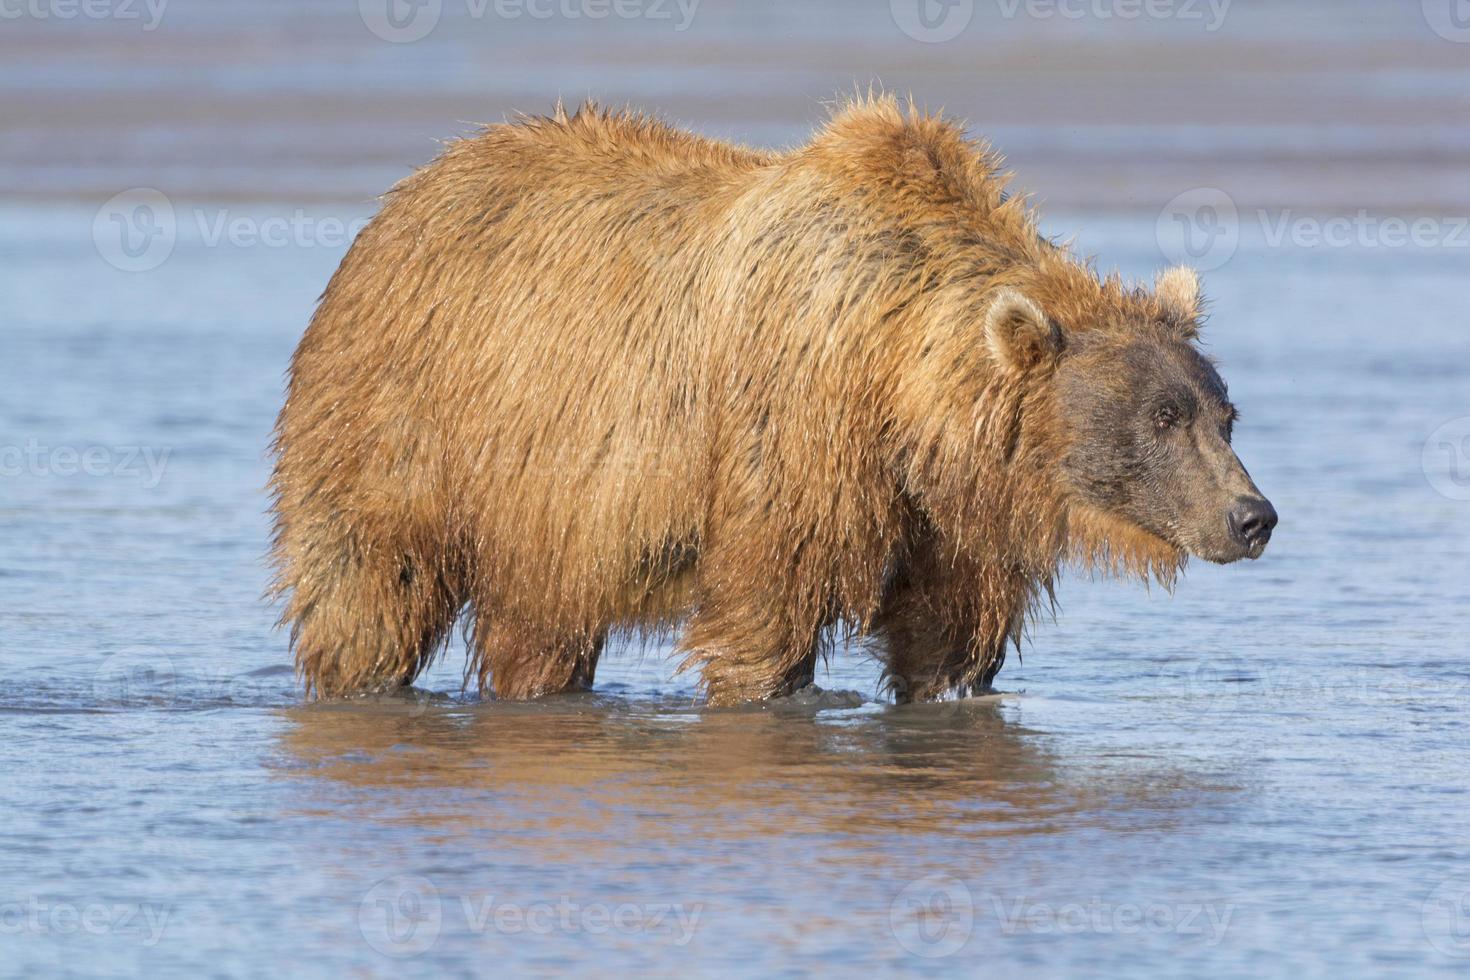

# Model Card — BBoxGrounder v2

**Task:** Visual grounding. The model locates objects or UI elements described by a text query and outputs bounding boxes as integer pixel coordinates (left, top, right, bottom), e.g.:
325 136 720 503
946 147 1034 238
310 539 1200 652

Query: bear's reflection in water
268 693 1239 965
273 694 1221 861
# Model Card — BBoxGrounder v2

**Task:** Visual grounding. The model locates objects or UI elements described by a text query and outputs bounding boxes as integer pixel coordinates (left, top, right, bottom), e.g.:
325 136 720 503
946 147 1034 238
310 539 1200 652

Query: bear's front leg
678 541 827 706
875 544 1030 703
876 608 1007 703
469 620 605 699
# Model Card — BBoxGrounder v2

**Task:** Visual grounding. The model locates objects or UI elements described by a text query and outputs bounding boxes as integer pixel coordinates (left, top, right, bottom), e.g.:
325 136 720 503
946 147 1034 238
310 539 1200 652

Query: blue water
3 199 1468 975
4 1 1470 975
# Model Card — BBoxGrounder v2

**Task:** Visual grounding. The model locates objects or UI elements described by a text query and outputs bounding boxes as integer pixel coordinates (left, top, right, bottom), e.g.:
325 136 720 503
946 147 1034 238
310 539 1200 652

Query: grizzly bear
269 95 1276 705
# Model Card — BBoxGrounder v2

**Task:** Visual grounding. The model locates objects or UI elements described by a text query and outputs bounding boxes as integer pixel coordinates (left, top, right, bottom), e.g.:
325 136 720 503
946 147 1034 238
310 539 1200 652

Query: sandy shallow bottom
3 0 1468 210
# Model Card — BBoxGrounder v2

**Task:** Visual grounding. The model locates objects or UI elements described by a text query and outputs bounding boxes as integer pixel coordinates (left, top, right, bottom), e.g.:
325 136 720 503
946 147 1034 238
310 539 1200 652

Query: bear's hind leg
282 533 464 698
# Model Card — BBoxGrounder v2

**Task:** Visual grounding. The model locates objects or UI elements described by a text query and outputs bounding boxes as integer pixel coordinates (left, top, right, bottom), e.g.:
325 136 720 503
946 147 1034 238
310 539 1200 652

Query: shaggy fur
270 95 1199 705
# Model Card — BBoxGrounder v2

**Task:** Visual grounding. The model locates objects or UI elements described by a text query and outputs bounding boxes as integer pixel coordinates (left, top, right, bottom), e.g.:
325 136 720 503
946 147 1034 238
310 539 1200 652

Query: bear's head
984 266 1276 566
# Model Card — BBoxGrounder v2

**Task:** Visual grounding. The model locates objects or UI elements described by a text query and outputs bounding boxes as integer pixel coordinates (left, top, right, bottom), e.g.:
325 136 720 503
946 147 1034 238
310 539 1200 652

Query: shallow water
4 199 1469 975
5 1 1470 975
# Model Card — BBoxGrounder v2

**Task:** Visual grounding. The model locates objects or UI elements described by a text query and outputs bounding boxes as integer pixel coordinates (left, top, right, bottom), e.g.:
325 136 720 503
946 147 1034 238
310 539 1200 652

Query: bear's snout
1227 495 1278 559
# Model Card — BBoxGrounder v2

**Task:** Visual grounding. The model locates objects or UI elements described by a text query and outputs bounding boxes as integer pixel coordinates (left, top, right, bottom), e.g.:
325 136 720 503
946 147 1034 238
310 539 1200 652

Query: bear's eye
1154 405 1182 430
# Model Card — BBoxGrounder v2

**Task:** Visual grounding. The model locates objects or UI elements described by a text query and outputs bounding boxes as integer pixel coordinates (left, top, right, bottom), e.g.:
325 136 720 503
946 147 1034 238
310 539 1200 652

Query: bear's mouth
1192 536 1268 565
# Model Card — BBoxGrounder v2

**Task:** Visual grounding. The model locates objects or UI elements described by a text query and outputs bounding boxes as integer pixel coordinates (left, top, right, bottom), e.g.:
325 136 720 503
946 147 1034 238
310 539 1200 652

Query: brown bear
269 95 1276 705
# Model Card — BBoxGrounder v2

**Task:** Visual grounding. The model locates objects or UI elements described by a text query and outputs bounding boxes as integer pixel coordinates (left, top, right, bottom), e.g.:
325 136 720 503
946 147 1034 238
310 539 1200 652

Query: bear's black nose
1229 496 1278 549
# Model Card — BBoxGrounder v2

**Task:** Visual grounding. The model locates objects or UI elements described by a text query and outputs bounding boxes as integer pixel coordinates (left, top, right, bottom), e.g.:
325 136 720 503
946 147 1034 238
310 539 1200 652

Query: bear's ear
984 288 1062 374
1155 266 1203 334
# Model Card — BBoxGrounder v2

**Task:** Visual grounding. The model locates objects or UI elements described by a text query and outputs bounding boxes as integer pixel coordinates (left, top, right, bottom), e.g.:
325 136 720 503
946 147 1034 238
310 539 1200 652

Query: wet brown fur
269 95 1194 705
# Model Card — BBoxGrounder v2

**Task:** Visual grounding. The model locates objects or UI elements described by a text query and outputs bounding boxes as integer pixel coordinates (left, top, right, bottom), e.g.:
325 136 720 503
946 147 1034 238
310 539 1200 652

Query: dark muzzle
1227 495 1278 557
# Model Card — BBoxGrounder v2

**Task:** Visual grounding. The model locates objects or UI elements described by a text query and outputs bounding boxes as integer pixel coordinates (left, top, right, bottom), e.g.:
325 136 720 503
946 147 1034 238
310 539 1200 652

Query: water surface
4 201 1468 975
3 2 1470 975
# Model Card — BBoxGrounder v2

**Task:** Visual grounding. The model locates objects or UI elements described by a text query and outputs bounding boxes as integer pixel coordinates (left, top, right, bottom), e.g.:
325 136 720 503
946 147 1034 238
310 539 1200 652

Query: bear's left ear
1155 266 1203 335
984 288 1063 374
